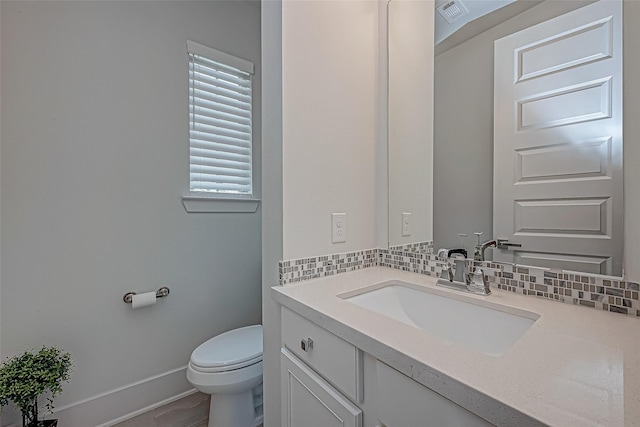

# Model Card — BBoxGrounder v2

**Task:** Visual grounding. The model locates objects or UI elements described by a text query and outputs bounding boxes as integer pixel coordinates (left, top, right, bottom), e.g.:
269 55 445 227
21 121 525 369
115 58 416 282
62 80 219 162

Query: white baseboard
51 366 193 427
97 389 199 427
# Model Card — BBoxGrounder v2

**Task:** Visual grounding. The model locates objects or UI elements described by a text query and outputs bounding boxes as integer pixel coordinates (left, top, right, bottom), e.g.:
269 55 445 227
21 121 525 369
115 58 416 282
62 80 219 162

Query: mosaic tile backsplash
279 249 378 285
389 241 434 254
280 248 640 318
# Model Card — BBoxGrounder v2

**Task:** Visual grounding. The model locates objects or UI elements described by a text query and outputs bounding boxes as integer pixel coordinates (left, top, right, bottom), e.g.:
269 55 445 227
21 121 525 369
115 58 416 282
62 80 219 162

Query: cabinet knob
300 337 314 352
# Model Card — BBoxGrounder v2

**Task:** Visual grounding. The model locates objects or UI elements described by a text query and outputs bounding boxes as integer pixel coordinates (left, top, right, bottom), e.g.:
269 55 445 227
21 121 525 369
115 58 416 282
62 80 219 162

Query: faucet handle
469 267 491 295
447 248 468 259
473 232 483 245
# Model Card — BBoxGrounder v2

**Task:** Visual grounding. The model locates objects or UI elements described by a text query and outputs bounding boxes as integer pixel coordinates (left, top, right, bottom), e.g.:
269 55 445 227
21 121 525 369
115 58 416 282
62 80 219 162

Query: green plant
0 346 73 427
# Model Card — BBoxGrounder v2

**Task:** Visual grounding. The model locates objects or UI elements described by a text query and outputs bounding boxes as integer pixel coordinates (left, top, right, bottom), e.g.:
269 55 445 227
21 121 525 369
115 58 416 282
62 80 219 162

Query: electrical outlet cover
332 213 347 243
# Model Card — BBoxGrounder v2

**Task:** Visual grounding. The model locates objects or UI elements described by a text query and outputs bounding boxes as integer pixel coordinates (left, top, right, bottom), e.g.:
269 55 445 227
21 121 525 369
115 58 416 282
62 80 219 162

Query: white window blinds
188 41 254 196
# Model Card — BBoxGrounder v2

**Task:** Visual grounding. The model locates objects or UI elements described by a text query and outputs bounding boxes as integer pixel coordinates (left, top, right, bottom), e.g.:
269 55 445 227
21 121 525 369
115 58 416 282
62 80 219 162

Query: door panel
494 0 623 275
281 348 361 427
516 137 611 182
514 251 610 275
517 77 612 130
514 198 610 235
289 375 345 427
516 16 613 82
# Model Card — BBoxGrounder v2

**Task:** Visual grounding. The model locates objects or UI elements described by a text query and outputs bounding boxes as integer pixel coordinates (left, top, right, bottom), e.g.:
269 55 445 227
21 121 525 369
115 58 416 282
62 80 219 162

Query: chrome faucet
440 249 468 282
473 232 497 262
475 240 497 262
448 256 468 283
438 247 491 296
468 266 491 295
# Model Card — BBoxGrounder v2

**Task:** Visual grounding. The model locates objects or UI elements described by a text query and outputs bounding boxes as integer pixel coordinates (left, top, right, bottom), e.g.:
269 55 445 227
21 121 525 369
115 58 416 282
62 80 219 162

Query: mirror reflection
389 0 628 276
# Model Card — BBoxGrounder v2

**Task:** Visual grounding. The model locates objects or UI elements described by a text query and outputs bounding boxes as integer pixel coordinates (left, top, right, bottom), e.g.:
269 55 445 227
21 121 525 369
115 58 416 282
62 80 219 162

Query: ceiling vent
437 0 470 24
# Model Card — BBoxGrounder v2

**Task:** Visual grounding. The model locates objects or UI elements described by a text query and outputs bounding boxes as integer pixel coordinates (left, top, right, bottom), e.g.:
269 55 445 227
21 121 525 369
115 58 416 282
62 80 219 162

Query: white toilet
187 325 263 427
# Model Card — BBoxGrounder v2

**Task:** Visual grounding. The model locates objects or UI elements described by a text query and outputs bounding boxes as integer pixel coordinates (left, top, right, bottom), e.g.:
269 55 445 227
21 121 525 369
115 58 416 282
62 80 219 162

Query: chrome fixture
123 287 170 304
473 232 498 262
438 249 491 295
496 238 522 250
300 337 313 352
440 248 467 282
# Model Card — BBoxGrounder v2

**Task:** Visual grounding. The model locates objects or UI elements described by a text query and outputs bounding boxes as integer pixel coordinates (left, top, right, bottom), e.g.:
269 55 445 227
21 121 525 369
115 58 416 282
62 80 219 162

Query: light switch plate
402 212 411 236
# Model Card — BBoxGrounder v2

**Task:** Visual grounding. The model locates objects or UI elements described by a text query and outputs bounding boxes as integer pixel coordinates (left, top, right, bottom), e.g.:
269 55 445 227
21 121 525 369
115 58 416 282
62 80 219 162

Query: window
187 41 255 201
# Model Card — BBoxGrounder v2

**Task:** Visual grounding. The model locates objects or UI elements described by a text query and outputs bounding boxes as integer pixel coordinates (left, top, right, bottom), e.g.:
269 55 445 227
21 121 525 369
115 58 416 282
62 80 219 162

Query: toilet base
208 389 256 427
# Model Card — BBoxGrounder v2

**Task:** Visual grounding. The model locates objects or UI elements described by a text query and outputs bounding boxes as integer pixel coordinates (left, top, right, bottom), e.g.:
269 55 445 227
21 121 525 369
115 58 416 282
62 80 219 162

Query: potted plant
0 346 73 427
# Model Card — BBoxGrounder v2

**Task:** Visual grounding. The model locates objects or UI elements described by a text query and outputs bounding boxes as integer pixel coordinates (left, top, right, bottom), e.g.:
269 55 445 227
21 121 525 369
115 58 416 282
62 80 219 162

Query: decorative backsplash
280 248 640 318
279 249 378 285
389 241 434 254
491 263 639 315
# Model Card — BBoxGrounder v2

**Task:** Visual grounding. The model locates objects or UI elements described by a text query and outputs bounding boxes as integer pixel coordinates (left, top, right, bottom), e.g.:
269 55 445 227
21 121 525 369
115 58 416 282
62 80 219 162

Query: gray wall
0 1 261 424
433 1 596 255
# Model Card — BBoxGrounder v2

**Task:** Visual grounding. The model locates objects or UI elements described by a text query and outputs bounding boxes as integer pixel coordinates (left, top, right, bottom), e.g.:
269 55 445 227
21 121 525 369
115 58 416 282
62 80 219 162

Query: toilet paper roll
131 291 156 309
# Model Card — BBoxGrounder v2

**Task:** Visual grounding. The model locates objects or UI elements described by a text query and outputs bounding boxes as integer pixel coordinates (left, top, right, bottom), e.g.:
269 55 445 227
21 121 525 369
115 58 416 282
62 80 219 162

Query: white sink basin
340 281 539 356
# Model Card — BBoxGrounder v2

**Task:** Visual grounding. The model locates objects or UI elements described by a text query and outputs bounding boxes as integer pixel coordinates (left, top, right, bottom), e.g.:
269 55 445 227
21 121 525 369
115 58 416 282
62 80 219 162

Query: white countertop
272 267 640 427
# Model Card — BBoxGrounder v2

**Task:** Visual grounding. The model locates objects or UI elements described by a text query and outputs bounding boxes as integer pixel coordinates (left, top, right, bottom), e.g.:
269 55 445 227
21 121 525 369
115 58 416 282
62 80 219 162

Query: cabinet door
281 348 362 427
376 361 494 427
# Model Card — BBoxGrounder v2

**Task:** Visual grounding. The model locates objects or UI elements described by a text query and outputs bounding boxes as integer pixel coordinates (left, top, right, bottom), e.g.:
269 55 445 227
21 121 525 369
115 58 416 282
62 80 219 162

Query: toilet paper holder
123 287 170 304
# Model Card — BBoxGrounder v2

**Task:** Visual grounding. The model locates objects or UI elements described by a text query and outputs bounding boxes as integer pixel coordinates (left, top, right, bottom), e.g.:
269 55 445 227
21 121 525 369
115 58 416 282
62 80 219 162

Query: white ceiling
434 0 517 45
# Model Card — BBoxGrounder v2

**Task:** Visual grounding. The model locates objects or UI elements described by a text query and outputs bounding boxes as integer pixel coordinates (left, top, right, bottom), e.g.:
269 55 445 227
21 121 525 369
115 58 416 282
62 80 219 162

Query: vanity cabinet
375 360 493 427
281 307 361 402
280 306 495 427
281 348 362 427
281 307 363 427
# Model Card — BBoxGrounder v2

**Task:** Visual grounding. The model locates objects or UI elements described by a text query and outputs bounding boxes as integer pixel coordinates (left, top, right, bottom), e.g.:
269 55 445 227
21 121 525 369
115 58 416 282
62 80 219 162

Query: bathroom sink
340 281 539 356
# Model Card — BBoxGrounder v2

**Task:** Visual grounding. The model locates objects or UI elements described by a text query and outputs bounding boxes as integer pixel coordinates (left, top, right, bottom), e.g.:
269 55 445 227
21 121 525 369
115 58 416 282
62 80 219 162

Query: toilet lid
191 325 263 369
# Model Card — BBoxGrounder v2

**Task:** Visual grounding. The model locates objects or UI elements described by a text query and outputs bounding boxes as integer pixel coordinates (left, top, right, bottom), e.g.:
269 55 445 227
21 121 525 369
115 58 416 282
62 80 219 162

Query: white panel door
281 348 362 427
494 0 623 275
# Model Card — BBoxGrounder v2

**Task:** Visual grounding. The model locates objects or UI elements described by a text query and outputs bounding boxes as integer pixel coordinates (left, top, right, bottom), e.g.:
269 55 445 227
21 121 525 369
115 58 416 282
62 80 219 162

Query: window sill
182 195 260 213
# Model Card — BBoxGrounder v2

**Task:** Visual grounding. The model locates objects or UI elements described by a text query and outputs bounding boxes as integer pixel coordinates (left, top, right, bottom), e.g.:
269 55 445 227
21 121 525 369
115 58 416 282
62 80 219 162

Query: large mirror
388 0 638 277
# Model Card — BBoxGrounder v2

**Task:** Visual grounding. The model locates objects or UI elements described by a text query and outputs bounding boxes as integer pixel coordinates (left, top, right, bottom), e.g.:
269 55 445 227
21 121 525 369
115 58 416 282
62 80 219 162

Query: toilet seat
187 359 263 395
190 355 262 373
190 325 263 372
